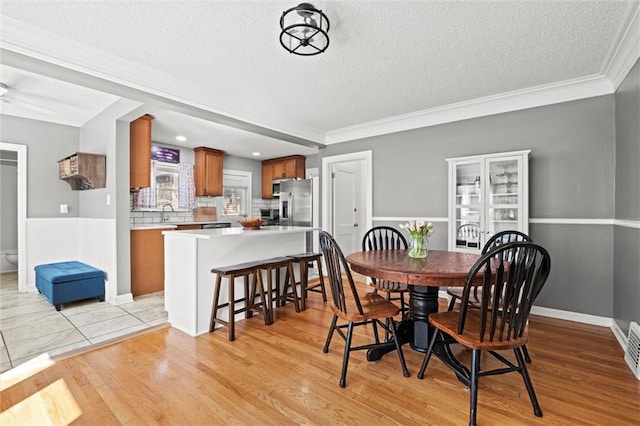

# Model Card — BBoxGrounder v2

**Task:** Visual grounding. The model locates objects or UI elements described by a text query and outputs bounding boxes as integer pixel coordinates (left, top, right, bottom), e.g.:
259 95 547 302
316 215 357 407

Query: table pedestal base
366 285 438 361
365 285 472 382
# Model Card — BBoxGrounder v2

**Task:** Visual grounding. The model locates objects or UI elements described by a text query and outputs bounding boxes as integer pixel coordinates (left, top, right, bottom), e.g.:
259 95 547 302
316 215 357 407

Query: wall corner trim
600 1 640 90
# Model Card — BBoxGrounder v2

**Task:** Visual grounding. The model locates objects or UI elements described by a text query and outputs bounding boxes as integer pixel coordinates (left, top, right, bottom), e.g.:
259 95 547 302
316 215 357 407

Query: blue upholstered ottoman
35 261 105 311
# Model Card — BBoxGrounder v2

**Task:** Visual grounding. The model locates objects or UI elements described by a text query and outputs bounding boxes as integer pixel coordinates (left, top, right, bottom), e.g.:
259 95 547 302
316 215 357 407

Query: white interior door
332 164 357 254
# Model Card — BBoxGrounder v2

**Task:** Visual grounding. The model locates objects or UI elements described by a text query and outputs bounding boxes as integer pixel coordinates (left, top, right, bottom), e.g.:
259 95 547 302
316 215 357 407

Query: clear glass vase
408 233 428 258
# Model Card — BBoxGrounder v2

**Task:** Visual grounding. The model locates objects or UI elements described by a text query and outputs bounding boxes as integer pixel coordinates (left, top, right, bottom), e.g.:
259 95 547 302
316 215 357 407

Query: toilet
5 251 18 266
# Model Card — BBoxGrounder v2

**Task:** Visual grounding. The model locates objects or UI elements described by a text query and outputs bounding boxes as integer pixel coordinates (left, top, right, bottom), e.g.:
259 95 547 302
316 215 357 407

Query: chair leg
209 274 222 332
253 271 272 325
299 261 307 311
244 274 252 319
228 273 236 341
515 347 543 417
339 321 355 388
417 329 439 379
372 319 380 344
389 318 410 378
316 260 327 303
384 292 392 342
265 268 275 319
323 315 338 353
286 262 301 313
522 344 532 363
447 295 458 311
469 349 481 426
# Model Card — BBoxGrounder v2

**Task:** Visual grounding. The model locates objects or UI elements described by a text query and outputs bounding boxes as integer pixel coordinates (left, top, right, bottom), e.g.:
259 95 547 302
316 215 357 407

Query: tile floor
0 272 167 373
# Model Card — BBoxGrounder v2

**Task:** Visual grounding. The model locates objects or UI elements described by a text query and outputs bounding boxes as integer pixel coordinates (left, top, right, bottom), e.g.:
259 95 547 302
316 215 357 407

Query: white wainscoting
78 218 119 304
26 218 79 291
26 217 122 304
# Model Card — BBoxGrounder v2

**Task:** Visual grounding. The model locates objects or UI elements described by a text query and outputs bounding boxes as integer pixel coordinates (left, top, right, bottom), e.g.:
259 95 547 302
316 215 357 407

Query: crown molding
600 1 640 90
2 9 636 147
325 75 614 144
326 2 639 145
0 16 325 144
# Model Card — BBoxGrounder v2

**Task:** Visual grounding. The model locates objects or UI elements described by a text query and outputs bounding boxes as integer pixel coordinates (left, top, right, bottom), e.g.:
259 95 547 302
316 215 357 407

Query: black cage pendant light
280 3 330 56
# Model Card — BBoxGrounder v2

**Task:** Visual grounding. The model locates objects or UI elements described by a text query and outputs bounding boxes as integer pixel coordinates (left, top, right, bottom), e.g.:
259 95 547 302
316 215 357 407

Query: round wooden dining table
346 249 481 360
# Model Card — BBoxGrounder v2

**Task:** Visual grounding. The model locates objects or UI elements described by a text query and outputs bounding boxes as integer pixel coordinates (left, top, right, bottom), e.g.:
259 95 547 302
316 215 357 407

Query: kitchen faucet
161 203 174 223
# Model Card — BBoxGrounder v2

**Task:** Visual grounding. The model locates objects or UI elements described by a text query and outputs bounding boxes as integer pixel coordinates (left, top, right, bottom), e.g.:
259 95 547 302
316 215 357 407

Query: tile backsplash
129 194 278 224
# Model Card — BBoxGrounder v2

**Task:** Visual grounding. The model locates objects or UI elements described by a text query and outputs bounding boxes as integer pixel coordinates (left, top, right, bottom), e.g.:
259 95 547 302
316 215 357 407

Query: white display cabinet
446 150 530 253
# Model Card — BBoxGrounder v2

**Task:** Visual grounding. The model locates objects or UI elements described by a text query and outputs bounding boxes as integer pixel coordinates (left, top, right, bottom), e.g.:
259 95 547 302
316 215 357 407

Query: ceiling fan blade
1 97 56 116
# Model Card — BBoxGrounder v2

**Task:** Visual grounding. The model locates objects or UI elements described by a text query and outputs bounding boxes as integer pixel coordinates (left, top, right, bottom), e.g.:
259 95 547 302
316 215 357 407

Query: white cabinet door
447 150 530 253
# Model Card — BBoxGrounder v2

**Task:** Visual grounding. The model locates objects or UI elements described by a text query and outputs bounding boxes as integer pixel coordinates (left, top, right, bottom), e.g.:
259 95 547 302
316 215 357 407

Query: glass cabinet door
486 156 522 236
453 160 483 252
448 150 529 253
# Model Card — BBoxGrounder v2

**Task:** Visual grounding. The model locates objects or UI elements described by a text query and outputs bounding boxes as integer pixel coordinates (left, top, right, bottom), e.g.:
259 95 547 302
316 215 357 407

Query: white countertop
162 225 317 239
131 221 231 231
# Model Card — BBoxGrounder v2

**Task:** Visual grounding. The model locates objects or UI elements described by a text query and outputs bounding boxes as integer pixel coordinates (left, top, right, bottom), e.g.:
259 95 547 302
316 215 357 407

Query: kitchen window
155 162 179 209
133 161 195 211
219 170 252 218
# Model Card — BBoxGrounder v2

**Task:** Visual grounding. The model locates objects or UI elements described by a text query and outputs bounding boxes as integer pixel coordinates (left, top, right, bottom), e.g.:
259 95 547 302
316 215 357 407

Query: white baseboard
113 293 134 305
530 305 613 327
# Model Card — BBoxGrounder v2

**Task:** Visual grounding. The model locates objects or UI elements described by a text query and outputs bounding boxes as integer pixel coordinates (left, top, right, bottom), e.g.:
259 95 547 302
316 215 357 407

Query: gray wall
614 59 640 334
0 115 80 217
222 154 263 196
79 98 140 218
320 95 617 317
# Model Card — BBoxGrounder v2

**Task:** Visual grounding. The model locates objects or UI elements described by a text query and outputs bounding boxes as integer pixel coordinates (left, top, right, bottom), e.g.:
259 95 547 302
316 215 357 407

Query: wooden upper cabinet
261 155 306 198
262 162 274 199
130 114 154 191
194 147 224 196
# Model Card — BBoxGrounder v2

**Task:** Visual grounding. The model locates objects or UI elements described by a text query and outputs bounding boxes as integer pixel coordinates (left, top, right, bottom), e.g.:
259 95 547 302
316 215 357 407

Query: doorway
0 142 27 292
321 151 372 254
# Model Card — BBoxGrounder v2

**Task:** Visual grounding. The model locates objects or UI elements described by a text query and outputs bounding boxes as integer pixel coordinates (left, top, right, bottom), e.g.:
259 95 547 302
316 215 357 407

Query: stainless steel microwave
272 178 289 197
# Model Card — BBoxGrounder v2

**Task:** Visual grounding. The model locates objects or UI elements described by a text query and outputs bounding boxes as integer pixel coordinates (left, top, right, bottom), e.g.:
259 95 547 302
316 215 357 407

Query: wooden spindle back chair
319 231 410 387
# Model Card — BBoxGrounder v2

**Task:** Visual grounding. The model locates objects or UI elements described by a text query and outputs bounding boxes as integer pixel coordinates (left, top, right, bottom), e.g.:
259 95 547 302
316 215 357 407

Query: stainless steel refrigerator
279 179 312 227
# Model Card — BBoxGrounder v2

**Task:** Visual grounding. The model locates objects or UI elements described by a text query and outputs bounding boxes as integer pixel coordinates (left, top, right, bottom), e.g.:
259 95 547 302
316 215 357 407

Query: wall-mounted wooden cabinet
194 147 224 196
58 152 106 190
130 114 154 192
261 155 306 199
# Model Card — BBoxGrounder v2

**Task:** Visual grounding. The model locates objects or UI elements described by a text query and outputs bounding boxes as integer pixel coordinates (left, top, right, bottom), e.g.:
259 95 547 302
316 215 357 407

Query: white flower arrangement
400 219 434 258
399 219 434 238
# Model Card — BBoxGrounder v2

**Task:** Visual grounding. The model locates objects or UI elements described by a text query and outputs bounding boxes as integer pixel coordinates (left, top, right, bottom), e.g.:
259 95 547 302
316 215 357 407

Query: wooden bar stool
259 257 300 320
286 252 327 311
210 260 271 341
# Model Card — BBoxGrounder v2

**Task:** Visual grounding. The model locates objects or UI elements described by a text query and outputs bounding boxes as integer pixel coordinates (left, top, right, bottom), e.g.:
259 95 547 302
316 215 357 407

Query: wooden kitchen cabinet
262 162 274 198
261 155 306 199
194 147 224 196
129 114 154 191
130 228 165 296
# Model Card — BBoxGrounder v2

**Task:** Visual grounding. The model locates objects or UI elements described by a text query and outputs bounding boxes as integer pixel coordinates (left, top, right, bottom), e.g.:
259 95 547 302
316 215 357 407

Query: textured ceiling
0 1 636 151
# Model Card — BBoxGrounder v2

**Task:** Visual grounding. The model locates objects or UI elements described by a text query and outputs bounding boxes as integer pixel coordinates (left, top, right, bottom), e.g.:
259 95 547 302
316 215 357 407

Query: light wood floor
1 282 639 425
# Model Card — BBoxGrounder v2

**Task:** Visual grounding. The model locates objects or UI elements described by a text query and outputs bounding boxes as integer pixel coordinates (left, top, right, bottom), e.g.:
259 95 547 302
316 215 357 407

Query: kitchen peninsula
163 226 316 336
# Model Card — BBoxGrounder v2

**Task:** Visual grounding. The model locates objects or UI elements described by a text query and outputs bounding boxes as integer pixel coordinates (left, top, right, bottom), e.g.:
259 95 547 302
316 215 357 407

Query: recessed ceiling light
252 152 261 156
176 135 187 142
